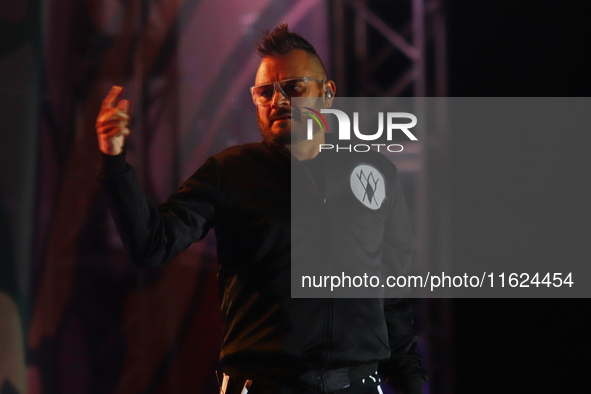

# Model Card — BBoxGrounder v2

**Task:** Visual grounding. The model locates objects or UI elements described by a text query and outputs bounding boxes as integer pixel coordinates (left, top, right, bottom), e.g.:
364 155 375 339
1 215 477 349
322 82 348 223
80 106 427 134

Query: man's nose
270 87 289 107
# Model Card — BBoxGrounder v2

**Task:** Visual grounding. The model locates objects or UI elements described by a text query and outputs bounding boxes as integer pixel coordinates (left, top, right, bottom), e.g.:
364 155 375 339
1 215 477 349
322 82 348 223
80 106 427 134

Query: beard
257 102 321 146
258 109 292 145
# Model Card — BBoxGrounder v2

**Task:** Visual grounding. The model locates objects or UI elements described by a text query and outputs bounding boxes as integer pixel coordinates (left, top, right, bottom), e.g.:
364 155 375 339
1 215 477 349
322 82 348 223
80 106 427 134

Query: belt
223 362 378 393
296 362 379 393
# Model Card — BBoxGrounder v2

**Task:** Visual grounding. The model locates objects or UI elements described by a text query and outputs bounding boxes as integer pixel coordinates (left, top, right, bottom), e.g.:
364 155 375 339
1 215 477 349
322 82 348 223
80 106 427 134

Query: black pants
219 367 382 394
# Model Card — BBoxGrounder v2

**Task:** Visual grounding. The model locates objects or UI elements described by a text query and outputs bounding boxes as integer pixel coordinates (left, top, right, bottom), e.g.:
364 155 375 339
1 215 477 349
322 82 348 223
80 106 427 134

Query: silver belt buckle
322 367 351 392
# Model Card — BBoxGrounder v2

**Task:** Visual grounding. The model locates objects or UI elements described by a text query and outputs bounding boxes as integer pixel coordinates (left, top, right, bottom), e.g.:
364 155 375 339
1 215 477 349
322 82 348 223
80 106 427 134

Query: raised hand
96 86 131 155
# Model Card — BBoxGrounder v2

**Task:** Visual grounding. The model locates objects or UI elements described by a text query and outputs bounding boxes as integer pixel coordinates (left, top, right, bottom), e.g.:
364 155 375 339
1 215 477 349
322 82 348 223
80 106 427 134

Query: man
95 24 426 394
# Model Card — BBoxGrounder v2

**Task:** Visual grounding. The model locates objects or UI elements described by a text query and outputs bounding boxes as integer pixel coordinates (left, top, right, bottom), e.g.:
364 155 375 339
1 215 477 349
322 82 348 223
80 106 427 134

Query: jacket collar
262 132 338 160
261 139 292 160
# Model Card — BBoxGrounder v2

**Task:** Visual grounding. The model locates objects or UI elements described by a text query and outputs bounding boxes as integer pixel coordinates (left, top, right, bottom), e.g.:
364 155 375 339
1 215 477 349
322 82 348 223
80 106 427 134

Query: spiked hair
256 23 327 77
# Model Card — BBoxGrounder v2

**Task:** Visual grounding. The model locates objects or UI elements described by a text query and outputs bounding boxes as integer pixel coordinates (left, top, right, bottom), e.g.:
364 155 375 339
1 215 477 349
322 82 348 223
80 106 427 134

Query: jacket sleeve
379 169 427 394
96 151 220 268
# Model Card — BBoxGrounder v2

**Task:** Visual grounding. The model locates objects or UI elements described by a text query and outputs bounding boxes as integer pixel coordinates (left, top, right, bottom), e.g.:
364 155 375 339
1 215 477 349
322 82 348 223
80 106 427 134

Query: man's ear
324 80 336 108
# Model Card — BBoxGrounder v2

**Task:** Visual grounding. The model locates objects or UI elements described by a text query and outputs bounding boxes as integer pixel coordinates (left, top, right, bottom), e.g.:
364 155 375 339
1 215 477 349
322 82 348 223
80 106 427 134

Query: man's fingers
102 86 124 110
97 109 130 124
107 110 130 123
96 118 128 131
100 127 131 139
116 99 131 114
97 124 128 135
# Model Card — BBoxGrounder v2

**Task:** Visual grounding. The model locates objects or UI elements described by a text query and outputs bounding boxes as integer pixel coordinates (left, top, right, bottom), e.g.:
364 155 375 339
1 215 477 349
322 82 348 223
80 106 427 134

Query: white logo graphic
350 165 386 210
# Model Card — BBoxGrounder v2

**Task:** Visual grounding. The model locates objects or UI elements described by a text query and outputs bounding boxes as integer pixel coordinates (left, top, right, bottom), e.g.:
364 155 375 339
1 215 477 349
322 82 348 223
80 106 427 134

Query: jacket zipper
321 159 333 377
297 156 334 381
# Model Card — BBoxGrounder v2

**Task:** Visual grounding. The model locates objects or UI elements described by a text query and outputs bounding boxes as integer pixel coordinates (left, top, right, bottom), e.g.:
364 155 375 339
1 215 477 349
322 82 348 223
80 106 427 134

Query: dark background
447 1 591 392
1 0 590 393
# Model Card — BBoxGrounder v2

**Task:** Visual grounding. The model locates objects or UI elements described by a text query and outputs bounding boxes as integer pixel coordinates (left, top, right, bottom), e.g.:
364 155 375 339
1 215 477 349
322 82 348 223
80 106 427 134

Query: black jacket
97 133 426 393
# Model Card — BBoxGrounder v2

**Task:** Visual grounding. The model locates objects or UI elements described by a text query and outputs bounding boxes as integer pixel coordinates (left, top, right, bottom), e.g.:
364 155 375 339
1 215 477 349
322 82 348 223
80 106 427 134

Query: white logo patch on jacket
350 164 386 210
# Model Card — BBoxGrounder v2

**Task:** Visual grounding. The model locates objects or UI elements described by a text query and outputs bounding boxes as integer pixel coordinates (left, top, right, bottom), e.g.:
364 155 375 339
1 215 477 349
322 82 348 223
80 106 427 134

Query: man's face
255 49 326 145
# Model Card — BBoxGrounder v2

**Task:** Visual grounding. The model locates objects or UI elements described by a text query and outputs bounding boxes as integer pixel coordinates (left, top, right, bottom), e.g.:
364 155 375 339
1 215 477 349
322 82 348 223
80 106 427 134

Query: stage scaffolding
331 1 453 392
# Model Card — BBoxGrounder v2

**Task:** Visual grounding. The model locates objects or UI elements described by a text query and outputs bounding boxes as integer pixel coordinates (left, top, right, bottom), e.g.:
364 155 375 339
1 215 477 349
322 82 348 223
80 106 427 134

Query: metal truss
331 1 453 392
332 0 446 97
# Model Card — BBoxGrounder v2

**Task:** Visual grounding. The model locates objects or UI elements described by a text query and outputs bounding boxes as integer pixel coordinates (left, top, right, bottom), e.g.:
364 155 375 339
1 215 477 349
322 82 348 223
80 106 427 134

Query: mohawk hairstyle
256 23 327 76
